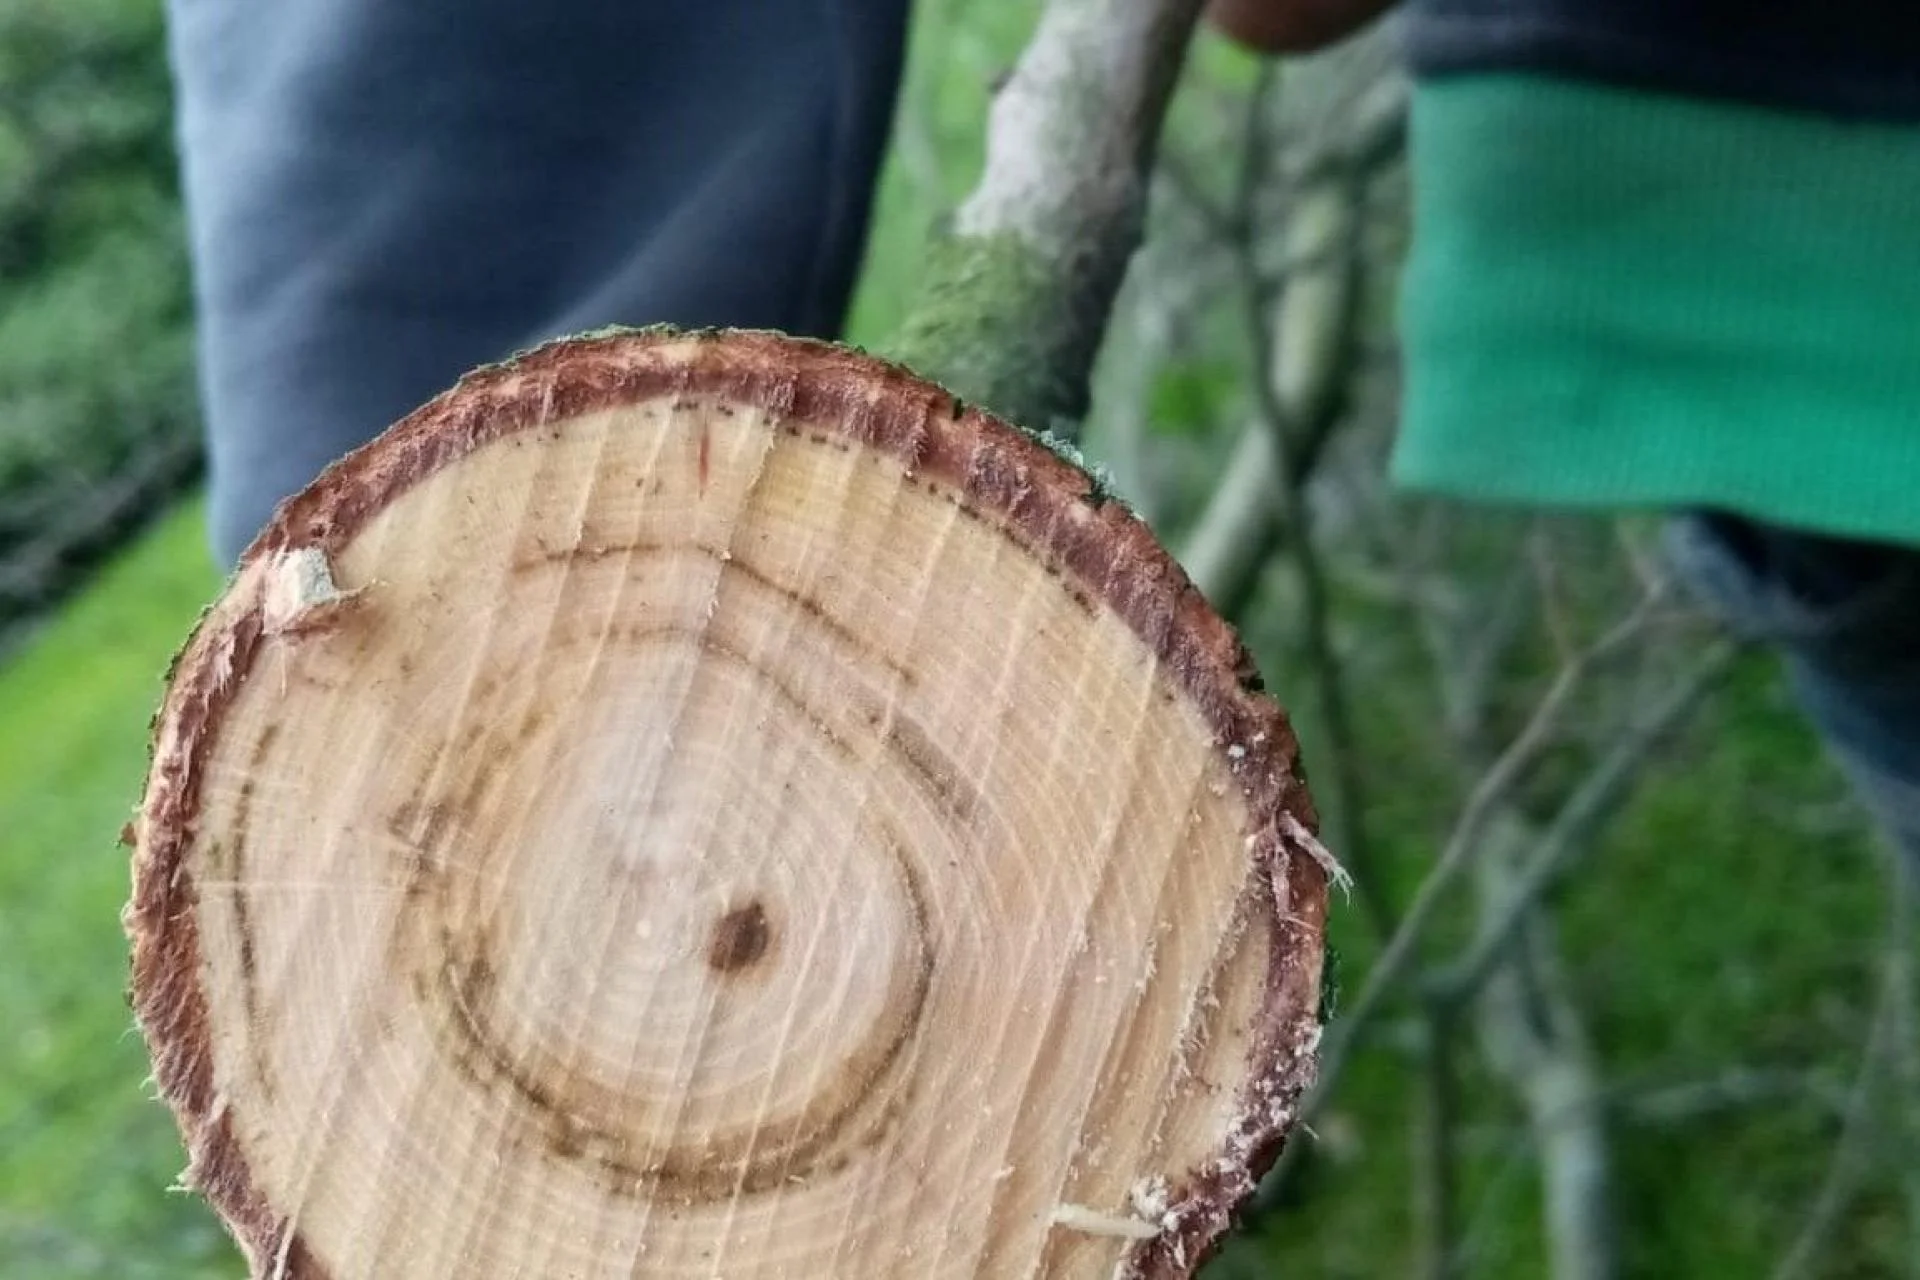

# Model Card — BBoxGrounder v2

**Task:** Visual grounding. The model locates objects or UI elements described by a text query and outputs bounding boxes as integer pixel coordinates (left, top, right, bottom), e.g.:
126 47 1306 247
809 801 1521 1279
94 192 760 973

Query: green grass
0 504 227 1276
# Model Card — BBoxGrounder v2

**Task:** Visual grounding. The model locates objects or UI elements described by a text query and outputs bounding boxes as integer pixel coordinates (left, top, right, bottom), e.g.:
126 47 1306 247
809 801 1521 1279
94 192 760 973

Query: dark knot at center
707 901 772 974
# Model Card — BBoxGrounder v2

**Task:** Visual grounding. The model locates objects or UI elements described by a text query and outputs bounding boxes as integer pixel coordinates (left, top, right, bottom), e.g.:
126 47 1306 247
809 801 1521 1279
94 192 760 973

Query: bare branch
1773 826 1920 1280
1177 58 1408 614
1154 148 1241 241
1429 640 1740 1004
1270 575 1678 1174
1614 1067 1846 1126
1290 649 1597 1118
1180 422 1282 611
889 0 1206 433
1085 236 1216 526
1469 811 1616 1280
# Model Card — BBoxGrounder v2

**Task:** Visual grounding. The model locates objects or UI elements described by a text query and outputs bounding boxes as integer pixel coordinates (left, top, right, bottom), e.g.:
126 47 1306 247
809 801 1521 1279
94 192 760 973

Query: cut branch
127 332 1329 1279
123 7 1352 1275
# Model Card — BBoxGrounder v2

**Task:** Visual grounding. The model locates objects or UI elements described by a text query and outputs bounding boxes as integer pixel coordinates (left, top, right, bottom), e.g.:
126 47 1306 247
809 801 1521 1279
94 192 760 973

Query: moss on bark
886 220 1134 443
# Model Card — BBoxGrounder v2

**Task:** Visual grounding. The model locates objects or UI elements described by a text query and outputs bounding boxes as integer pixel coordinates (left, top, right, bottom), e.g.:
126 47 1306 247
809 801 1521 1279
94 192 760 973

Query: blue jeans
1668 511 1920 870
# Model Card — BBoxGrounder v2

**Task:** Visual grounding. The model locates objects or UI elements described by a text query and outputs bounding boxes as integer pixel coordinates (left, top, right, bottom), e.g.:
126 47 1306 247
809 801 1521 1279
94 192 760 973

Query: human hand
1205 0 1398 54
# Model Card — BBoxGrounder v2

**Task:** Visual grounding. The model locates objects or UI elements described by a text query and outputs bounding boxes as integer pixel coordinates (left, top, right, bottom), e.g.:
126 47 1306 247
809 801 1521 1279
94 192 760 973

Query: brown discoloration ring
128 328 1326 1279
389 799 457 881
707 901 772 974
502 538 916 699
226 740 276 1105
886 714 980 828
509 537 669 577
447 930 498 1005
419 884 933 1203
721 556 916 693
396 806 939 1208
696 634 861 767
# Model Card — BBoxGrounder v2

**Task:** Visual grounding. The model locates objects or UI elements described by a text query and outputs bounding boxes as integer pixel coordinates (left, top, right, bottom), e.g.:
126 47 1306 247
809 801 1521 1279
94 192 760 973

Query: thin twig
1154 149 1241 240
1468 810 1616 1280
1615 1067 1846 1126
1183 65 1407 612
1428 640 1740 1003
1258 583 1684 1228
1274 589 1664 1170
1454 1064 1850 1276
1086 239 1209 526
1179 422 1282 613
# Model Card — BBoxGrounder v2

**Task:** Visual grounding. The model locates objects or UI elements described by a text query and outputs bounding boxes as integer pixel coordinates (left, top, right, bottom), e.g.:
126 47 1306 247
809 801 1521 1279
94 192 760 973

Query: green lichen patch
887 230 1106 440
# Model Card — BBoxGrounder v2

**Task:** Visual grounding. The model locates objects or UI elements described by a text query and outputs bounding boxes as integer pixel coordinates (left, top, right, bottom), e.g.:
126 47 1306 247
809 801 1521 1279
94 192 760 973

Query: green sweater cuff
1392 73 1920 545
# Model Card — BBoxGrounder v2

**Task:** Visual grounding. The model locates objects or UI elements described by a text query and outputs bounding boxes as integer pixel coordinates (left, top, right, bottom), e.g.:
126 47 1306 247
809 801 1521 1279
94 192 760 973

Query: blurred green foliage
0 504 226 1276
0 0 198 641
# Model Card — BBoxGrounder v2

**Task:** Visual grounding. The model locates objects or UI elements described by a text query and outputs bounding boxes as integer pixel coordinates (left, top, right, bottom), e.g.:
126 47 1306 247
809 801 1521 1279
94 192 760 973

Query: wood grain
127 329 1328 1278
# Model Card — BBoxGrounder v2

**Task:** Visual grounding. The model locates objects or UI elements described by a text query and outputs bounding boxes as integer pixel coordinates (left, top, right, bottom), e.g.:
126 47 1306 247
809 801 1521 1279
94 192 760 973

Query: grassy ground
0 505 228 1276
1 5 1910 1278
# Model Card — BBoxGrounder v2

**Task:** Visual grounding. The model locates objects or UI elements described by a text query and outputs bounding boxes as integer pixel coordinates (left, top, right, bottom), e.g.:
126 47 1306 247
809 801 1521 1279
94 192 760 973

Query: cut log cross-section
128 330 1329 1278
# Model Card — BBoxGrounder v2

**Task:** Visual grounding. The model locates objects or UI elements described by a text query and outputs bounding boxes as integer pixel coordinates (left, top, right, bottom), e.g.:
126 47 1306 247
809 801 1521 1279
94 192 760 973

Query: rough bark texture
889 0 1205 436
127 330 1330 1277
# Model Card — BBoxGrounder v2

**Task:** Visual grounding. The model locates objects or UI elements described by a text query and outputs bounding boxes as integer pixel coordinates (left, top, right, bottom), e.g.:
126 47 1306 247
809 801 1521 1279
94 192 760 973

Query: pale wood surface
130 332 1326 1279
